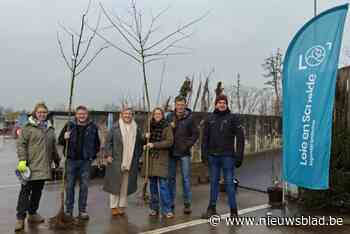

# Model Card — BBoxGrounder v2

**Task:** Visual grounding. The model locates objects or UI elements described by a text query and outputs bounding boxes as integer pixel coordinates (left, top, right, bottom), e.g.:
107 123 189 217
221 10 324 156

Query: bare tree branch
83 0 92 15
74 14 86 60
99 3 140 54
144 57 165 64
144 32 194 57
71 34 75 56
58 22 76 37
77 10 102 66
131 0 140 37
156 61 166 105
145 11 209 51
112 13 139 42
142 5 170 46
57 32 73 71
145 52 191 58
76 45 109 77
86 23 141 63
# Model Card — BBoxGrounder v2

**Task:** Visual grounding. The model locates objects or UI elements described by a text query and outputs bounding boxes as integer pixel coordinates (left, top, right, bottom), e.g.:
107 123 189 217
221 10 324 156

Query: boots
230 208 238 218
111 208 119 216
14 219 24 232
183 203 192 214
201 205 218 219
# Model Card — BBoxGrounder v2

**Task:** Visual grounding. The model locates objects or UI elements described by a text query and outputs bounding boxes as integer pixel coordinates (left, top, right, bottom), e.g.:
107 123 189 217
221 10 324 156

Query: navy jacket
166 108 199 157
58 120 100 161
201 109 245 164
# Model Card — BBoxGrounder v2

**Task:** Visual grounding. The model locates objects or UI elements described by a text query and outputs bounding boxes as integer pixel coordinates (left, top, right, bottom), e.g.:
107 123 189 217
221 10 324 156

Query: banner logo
299 43 332 70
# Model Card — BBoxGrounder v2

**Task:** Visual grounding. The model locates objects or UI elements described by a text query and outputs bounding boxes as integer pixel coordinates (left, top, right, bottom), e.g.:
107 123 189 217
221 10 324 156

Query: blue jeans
208 155 237 209
149 176 172 214
65 159 91 214
168 156 192 207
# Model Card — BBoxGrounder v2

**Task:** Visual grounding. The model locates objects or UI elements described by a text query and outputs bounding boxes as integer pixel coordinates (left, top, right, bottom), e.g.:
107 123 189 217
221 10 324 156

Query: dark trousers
208 155 237 209
65 159 91 214
16 180 45 219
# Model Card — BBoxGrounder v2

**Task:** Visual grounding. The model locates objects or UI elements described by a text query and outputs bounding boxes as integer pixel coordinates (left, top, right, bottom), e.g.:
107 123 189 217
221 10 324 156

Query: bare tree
52 1 108 226
179 77 192 101
200 69 214 112
156 61 166 106
232 73 242 113
192 78 202 111
89 0 207 200
215 81 224 98
262 48 283 116
163 96 172 112
245 88 263 114
187 74 195 106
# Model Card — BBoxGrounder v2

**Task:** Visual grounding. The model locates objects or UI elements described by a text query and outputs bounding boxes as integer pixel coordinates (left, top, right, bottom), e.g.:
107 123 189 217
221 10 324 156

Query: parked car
13 113 28 139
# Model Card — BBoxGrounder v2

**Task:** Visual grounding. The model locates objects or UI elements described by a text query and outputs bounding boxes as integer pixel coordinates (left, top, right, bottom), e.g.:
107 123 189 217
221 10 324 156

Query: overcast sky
1 0 349 110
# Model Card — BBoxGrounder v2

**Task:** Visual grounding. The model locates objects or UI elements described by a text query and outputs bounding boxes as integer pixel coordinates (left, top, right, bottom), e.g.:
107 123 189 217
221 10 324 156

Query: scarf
119 118 137 171
149 119 168 158
150 119 167 143
28 116 49 129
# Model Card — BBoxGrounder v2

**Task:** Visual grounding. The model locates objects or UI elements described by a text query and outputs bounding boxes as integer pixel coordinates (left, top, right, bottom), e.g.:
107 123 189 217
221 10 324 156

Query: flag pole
314 0 317 17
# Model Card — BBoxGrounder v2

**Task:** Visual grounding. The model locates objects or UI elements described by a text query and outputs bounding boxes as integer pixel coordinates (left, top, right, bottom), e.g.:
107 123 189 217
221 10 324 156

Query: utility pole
314 0 317 17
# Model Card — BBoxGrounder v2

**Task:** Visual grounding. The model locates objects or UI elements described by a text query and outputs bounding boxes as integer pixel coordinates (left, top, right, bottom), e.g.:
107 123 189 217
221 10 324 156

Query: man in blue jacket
201 95 245 219
58 106 100 220
166 96 199 214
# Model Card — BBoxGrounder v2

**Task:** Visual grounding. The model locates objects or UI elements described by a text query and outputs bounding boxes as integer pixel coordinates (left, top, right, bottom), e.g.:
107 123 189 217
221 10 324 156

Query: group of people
14 94 245 232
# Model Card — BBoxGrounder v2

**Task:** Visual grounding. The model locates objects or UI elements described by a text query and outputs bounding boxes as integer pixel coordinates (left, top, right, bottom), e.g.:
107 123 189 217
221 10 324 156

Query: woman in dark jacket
144 107 174 218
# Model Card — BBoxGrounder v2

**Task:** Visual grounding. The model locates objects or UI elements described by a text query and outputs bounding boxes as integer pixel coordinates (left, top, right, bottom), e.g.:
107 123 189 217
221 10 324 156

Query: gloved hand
54 158 60 168
202 155 208 166
17 160 27 172
235 159 242 168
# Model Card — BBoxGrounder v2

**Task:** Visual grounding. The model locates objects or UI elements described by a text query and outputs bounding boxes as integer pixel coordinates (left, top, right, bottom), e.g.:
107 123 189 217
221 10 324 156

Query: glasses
37 111 48 114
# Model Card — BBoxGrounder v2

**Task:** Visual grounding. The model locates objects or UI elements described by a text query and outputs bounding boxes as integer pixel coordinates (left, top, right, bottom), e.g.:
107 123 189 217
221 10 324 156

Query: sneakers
14 219 24 232
148 209 159 217
183 203 192 214
27 213 45 223
78 212 90 221
163 212 175 219
201 206 218 219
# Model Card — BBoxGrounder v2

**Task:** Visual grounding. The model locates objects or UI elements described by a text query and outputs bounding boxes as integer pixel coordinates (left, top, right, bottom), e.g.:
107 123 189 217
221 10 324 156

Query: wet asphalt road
0 138 348 234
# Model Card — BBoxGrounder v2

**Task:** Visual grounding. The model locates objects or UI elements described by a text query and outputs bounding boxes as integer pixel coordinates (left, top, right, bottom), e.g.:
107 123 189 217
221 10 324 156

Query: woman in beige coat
103 108 143 216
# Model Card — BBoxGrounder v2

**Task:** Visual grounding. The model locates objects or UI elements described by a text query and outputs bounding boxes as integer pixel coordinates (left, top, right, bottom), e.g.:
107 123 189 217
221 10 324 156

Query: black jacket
58 120 100 161
201 109 245 165
166 108 199 157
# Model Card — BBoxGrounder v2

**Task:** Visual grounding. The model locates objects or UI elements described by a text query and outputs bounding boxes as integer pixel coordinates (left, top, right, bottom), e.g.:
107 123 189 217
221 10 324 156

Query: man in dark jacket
201 95 245 219
58 105 100 220
166 96 199 214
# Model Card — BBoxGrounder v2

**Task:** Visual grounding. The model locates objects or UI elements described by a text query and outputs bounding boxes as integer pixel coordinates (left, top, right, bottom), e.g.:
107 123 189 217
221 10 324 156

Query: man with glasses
58 106 100 220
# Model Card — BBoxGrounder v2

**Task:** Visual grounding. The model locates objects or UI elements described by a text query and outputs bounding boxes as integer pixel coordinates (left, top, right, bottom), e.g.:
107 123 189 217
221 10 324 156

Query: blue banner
283 4 348 189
